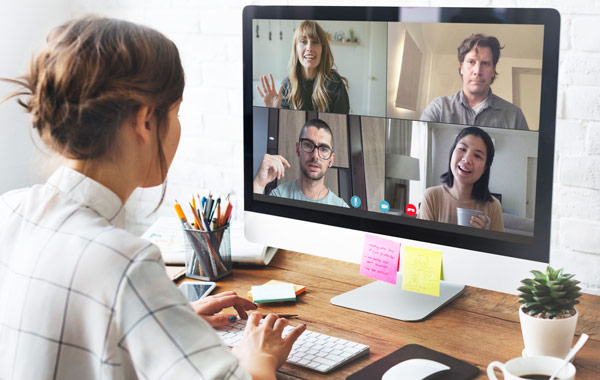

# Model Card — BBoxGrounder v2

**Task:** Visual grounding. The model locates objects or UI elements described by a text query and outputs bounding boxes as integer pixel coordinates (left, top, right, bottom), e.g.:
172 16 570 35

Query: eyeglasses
299 138 333 160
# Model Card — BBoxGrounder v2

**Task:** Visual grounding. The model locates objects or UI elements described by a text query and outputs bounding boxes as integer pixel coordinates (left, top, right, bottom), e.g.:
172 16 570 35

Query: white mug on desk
456 207 490 228
487 356 575 380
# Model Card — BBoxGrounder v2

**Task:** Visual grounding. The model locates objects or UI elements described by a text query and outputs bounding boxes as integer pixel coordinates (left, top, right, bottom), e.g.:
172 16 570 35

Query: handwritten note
402 246 443 296
360 234 401 284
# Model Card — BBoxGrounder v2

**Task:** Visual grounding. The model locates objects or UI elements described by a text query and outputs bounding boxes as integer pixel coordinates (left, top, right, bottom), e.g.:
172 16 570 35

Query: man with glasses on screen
421 34 529 131
253 119 349 207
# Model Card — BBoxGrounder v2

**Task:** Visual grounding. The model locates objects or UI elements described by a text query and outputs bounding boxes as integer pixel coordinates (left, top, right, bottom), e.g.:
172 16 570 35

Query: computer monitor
242 6 560 320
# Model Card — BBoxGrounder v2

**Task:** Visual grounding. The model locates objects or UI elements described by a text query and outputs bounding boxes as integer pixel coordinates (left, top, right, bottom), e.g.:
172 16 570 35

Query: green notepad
251 283 296 304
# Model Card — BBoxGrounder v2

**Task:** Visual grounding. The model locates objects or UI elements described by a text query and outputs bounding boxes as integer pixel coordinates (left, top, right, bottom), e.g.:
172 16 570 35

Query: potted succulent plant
517 266 582 358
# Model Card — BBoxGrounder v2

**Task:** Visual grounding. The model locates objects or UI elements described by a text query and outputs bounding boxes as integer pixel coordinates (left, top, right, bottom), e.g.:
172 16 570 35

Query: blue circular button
350 195 361 208
379 200 390 213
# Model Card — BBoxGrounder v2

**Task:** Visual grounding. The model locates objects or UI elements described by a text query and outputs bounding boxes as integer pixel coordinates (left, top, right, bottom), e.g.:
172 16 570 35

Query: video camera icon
379 200 390 213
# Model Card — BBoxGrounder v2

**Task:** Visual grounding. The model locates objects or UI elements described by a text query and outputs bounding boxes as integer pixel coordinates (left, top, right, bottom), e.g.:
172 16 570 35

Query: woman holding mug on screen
257 20 350 113
418 126 504 232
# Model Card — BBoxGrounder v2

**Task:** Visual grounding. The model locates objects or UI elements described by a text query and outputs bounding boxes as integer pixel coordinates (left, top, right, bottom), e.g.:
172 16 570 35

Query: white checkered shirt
0 166 251 380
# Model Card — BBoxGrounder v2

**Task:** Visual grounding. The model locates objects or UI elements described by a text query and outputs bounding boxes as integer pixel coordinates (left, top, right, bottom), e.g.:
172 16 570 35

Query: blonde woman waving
257 20 350 114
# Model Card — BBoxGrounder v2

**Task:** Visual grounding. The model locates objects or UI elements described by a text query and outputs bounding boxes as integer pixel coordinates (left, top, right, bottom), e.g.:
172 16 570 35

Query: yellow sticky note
402 246 443 296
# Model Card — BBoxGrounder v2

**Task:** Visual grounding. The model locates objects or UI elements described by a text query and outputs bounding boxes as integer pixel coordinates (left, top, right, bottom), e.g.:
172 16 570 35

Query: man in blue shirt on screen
253 118 349 208
421 34 529 130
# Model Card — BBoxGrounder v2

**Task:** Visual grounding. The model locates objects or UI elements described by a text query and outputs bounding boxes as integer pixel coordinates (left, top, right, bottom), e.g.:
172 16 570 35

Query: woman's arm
487 197 505 232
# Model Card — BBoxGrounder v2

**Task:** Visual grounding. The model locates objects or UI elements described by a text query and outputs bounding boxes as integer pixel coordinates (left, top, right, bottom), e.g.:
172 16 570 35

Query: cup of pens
182 224 232 281
174 194 234 281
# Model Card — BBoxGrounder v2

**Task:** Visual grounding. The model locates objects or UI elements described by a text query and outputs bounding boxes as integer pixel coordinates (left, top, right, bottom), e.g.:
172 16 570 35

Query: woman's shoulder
92 224 162 262
488 195 503 212
326 70 345 84
424 185 446 197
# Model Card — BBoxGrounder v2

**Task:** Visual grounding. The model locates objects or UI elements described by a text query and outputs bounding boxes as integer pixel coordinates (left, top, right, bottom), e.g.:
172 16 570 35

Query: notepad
402 246 443 296
251 283 296 304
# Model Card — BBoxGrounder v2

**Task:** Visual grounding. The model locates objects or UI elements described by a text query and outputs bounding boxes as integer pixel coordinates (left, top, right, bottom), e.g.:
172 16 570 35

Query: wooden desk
187 250 600 379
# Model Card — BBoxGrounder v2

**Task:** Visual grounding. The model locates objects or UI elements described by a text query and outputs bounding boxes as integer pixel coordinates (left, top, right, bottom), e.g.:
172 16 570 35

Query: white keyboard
215 319 370 373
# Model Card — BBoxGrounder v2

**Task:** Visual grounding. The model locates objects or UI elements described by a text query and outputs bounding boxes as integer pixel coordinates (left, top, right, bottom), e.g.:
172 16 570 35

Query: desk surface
182 250 600 379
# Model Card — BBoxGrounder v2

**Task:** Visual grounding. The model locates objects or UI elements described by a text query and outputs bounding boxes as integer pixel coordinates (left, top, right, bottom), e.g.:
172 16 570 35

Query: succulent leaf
550 291 567 298
521 278 536 286
517 266 580 317
531 270 546 280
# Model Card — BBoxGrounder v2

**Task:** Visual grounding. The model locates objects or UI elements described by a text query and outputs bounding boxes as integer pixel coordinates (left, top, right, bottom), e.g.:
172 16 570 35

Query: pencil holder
182 224 232 281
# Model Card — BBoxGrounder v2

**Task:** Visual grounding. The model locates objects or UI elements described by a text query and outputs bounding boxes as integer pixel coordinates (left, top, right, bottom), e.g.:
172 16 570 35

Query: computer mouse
381 358 451 380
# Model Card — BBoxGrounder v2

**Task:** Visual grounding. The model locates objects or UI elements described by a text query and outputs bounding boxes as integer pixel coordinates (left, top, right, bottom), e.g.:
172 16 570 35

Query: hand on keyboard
231 313 306 378
217 316 370 373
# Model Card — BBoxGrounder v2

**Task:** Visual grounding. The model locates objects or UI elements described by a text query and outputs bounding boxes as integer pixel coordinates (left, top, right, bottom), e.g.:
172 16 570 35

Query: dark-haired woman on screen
257 20 350 113
418 126 504 232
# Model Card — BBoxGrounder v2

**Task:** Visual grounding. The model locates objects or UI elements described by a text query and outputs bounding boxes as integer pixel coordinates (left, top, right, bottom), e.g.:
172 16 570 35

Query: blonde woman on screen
0 16 304 380
257 20 350 113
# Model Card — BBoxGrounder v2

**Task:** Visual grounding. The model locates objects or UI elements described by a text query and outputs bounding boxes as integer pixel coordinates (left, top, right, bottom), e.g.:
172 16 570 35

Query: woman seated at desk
0 16 304 380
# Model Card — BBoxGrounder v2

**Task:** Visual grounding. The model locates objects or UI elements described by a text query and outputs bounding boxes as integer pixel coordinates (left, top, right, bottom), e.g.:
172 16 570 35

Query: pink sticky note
360 234 401 284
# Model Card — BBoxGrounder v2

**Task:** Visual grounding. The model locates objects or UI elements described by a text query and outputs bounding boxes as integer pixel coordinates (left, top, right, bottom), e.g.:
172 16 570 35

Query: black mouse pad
347 343 479 380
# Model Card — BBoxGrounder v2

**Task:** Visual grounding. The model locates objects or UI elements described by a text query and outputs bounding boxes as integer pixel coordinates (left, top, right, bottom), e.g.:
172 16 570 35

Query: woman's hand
470 214 490 229
190 291 257 326
252 154 290 194
257 73 283 108
233 313 306 380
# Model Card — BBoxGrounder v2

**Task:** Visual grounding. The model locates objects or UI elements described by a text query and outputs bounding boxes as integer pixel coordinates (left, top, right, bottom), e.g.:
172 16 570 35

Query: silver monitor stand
330 273 465 321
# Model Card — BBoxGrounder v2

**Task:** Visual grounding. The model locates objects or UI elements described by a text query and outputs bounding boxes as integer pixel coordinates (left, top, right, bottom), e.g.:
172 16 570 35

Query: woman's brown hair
3 16 184 201
286 20 347 112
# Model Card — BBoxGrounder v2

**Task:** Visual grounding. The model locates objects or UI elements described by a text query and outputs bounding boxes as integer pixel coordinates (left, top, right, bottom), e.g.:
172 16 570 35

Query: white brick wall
59 0 599 294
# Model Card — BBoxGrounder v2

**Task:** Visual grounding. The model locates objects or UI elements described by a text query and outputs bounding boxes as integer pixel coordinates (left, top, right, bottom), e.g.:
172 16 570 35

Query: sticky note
360 234 401 284
402 246 443 296
248 280 306 297
251 283 296 304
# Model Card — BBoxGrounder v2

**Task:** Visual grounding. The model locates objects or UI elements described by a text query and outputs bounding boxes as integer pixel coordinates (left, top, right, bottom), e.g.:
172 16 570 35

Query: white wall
387 22 432 120
0 0 72 193
1 0 599 294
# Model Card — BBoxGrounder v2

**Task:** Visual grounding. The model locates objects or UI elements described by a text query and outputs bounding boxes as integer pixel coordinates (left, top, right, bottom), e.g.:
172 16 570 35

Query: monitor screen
243 6 559 264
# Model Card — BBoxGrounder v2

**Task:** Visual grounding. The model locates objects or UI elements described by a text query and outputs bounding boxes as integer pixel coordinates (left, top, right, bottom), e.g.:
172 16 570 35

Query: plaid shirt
0 166 250 380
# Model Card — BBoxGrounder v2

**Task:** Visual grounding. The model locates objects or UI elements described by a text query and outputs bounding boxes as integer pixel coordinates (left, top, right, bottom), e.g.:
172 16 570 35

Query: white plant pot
519 305 578 358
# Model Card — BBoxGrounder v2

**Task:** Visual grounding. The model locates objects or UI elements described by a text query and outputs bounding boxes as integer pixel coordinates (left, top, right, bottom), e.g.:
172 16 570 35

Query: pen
256 313 298 319
191 196 197 229
209 197 220 222
189 203 204 231
200 210 211 232
223 199 233 225
174 201 192 229
216 199 222 227
206 197 214 220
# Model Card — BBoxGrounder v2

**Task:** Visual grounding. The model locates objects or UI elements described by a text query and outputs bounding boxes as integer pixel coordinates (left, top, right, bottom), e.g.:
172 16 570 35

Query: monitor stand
330 273 465 321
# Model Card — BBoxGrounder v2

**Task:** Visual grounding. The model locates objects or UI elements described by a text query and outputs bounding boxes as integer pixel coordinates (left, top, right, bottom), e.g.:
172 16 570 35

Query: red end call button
405 204 417 216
